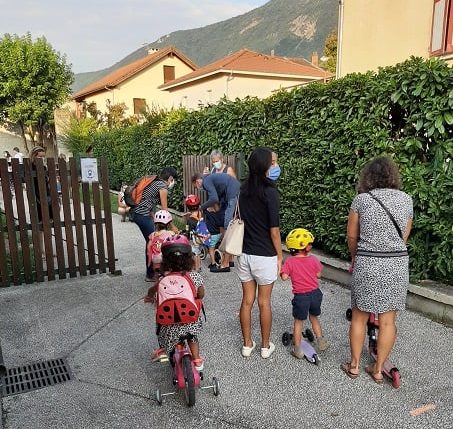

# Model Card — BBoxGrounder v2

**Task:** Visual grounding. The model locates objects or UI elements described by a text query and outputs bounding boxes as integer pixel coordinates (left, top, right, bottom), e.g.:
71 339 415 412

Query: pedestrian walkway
0 213 452 429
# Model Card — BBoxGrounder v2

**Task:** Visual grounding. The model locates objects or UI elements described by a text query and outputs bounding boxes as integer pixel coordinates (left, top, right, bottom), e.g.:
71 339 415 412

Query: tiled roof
73 46 197 100
160 48 329 89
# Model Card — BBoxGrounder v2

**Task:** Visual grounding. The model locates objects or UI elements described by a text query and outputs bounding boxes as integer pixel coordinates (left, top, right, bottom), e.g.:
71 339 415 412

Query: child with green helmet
281 228 330 358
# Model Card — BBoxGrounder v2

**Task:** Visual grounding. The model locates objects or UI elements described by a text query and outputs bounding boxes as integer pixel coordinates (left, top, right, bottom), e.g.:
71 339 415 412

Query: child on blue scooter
280 228 330 358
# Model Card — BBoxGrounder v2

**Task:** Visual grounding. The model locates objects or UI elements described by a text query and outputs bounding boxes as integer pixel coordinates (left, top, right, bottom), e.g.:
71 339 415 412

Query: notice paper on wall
80 157 99 183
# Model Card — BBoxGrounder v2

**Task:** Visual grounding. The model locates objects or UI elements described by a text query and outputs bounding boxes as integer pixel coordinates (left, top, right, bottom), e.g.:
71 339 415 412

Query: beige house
72 47 198 115
337 0 453 77
160 49 330 110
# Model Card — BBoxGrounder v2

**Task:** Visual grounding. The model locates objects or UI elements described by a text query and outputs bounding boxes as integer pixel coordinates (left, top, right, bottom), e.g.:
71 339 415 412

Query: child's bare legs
309 314 323 338
208 247 216 265
310 314 330 351
193 255 201 271
293 318 303 347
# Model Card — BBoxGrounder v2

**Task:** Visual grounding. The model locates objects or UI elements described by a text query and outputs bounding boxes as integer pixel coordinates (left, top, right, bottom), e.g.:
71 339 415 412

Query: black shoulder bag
367 192 403 239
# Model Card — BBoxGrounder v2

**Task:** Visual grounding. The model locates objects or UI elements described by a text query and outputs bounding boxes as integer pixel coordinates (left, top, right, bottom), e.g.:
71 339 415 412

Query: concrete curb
158 205 453 327
311 249 453 327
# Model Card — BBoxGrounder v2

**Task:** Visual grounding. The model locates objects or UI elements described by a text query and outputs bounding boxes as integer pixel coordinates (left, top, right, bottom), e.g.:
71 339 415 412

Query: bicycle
154 334 220 407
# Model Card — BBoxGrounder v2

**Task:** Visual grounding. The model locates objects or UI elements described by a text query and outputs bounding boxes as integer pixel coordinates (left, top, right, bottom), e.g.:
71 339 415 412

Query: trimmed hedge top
89 57 452 283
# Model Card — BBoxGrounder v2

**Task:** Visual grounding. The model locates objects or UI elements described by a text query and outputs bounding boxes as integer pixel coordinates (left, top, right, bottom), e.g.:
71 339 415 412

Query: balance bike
154 335 220 407
281 328 319 365
345 309 401 388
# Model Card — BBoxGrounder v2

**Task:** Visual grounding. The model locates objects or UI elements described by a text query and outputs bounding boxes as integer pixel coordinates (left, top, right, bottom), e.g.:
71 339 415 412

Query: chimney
311 51 319 66
147 47 159 55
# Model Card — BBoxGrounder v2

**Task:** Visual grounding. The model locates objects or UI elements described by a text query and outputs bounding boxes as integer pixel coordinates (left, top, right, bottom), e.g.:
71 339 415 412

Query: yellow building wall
82 56 195 114
339 0 434 77
166 73 315 110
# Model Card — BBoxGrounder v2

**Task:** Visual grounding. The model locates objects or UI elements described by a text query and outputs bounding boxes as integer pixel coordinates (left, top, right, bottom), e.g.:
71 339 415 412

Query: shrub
85 57 452 283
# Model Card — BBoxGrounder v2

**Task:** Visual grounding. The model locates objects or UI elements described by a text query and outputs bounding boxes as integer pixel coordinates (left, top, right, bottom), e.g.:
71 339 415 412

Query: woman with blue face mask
208 149 236 178
268 152 281 181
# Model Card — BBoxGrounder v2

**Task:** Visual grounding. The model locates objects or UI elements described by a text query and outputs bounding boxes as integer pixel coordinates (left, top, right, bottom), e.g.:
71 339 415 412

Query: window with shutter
430 0 453 54
133 98 146 115
163 65 175 83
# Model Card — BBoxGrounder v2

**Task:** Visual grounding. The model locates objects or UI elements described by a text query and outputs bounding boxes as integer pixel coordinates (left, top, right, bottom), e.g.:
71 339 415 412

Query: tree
320 29 337 74
0 33 73 151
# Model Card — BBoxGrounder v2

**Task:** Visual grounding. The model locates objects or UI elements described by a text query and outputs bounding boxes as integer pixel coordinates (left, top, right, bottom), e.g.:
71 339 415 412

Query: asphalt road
0 215 452 429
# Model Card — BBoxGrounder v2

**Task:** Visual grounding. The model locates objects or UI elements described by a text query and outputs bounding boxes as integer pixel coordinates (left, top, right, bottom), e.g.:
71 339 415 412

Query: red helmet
185 194 200 209
161 234 192 257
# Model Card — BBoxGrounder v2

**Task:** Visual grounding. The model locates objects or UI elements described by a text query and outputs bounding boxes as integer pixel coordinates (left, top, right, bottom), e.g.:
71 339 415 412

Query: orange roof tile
73 46 197 100
160 49 329 90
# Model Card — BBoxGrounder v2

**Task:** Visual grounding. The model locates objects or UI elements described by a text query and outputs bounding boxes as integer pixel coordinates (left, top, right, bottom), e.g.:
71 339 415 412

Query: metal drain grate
1 358 73 397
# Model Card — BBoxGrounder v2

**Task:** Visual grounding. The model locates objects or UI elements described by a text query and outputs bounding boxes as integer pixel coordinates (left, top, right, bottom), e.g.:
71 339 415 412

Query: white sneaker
241 341 256 357
261 342 276 359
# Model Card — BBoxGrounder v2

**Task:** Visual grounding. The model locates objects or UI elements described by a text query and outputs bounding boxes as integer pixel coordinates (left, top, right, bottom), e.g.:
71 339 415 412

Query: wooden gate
182 154 242 203
0 157 117 287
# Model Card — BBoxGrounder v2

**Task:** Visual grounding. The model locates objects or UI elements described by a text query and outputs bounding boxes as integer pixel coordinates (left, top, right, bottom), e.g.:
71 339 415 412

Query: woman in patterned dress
342 157 413 383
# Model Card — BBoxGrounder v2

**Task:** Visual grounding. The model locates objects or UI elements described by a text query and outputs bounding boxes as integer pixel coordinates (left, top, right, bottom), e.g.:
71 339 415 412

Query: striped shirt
133 179 167 216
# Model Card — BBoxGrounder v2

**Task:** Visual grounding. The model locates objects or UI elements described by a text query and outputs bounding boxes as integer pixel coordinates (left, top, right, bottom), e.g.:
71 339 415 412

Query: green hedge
90 57 452 283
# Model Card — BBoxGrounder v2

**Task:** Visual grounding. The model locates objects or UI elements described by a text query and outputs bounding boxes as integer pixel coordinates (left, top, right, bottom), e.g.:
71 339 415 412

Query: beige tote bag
219 198 244 256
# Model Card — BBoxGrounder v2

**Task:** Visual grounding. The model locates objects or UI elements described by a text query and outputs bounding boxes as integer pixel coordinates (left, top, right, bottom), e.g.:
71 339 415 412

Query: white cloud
0 0 267 72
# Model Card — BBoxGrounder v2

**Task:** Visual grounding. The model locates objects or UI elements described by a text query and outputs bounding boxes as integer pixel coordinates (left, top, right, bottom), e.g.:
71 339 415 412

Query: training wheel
200 246 207 260
313 354 320 366
155 388 163 405
282 331 292 347
346 308 352 321
214 249 222 265
212 377 220 396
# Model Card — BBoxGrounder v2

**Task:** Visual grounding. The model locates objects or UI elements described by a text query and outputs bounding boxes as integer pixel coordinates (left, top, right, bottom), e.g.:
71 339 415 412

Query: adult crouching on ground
192 171 240 272
237 147 282 359
132 166 177 282
342 156 413 383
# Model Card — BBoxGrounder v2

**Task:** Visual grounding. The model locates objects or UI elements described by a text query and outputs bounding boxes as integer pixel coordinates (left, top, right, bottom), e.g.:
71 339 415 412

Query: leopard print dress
350 189 413 313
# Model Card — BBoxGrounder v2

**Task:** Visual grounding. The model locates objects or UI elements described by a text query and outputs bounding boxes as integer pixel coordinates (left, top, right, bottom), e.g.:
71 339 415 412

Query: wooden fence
182 154 242 204
0 157 117 287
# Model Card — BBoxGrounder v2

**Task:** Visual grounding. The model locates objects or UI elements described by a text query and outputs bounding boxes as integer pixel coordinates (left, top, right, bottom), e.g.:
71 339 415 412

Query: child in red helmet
184 194 203 271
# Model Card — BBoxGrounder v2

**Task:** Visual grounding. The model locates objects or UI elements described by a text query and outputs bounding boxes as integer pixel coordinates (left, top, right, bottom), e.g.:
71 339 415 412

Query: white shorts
237 253 278 286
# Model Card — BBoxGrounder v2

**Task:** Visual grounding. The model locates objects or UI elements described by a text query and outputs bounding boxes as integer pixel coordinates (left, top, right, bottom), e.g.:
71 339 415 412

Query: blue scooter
281 329 319 365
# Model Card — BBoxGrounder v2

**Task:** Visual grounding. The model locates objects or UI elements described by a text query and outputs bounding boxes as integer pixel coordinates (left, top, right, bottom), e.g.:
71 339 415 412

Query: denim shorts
292 288 323 321
191 244 201 256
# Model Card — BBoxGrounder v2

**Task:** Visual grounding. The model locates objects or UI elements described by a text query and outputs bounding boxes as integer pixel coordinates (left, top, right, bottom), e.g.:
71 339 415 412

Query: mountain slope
73 0 337 93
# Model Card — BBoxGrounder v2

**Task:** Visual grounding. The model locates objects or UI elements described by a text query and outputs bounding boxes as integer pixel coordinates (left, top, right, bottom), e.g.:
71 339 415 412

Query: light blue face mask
268 165 281 181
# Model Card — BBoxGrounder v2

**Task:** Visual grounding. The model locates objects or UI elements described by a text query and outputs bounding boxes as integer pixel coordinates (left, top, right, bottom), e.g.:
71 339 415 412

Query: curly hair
160 251 193 274
357 156 401 193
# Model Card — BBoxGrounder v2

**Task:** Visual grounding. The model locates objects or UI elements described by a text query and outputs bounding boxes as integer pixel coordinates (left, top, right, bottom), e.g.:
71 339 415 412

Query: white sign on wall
80 158 99 183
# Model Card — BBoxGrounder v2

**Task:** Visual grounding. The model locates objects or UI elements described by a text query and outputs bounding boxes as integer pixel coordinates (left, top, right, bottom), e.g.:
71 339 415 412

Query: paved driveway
0 216 452 429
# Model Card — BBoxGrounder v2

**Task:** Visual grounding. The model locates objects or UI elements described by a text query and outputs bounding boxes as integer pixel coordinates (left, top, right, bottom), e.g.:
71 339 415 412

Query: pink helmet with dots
161 234 192 256
154 210 173 225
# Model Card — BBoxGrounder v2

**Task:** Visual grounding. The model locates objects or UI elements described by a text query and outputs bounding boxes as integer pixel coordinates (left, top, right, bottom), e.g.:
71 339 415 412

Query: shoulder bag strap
234 196 241 220
367 192 403 239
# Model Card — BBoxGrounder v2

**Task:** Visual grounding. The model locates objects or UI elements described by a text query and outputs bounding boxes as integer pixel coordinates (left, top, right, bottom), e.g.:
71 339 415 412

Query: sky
0 0 268 73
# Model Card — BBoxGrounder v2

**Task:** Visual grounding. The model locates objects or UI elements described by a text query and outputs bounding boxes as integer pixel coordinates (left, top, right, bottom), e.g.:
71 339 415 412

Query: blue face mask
268 165 281 181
